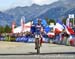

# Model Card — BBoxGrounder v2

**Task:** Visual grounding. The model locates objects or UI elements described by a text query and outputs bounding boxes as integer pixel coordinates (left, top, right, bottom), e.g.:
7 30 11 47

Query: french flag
54 20 64 34
47 32 55 38
21 16 25 32
65 26 75 45
65 26 74 35
12 21 16 33
67 35 75 46
66 18 70 27
45 26 55 38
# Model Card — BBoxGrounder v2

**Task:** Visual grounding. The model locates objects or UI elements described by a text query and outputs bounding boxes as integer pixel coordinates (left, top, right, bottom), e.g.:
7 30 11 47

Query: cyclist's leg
35 35 37 49
40 34 43 47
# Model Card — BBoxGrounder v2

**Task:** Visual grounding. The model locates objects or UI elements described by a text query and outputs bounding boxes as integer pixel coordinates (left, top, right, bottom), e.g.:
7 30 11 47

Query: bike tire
36 38 40 54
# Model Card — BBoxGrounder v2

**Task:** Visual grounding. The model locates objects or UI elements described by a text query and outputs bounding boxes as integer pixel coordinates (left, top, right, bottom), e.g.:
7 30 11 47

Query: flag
21 16 25 32
64 25 75 45
41 19 47 27
66 18 70 27
12 21 16 33
47 32 55 38
67 35 75 46
68 14 74 18
54 20 64 34
44 26 51 33
65 26 74 35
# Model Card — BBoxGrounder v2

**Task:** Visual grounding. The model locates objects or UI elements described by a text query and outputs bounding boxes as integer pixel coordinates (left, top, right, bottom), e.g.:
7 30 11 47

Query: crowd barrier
0 36 49 43
0 36 5 41
16 36 49 43
0 35 75 46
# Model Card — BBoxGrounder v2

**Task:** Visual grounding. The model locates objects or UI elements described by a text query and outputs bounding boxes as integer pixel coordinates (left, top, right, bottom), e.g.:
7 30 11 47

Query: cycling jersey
35 24 42 35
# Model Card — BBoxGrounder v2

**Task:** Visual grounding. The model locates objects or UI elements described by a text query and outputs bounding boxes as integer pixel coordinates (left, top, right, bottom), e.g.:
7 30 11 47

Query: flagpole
73 18 74 27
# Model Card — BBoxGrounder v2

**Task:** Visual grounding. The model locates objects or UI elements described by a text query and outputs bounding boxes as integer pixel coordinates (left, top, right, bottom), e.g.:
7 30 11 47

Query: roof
13 22 32 33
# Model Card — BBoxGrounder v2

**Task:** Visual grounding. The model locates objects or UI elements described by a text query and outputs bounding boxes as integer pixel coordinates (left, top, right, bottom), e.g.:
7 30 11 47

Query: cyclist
34 18 44 49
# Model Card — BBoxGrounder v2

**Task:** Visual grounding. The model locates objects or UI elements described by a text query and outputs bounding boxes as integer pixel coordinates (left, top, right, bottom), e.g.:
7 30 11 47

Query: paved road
0 54 75 59
0 41 75 59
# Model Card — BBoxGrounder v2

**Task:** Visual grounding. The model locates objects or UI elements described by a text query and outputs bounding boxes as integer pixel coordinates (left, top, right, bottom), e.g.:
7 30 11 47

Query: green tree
45 18 55 25
62 18 67 25
4 25 11 33
49 19 56 25
45 18 49 24
0 26 5 33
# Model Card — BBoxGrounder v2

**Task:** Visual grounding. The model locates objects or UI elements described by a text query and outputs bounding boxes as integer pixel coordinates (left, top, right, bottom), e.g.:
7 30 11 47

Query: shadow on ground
0 52 75 55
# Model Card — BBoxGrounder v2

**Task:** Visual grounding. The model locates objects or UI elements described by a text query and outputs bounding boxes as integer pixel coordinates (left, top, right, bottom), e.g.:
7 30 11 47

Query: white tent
13 22 32 33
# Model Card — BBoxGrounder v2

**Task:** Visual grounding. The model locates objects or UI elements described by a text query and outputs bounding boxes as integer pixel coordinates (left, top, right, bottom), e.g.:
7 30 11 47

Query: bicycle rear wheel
36 38 40 54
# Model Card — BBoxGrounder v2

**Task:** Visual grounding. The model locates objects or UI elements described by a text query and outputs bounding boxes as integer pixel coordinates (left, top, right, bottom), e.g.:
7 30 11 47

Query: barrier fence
0 36 49 43
0 35 75 46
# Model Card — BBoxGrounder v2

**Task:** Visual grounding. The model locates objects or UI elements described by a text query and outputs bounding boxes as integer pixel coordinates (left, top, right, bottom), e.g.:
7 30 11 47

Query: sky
0 0 58 11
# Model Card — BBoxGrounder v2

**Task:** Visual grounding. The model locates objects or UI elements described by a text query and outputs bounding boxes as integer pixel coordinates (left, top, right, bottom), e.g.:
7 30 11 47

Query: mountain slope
38 0 75 20
0 12 14 26
5 4 50 22
1 0 75 26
